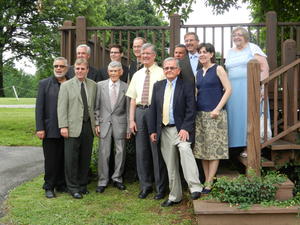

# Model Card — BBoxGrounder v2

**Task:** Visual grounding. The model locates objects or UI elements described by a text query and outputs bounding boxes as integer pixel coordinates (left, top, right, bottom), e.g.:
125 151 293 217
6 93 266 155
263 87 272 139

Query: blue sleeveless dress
194 64 229 160
225 46 253 148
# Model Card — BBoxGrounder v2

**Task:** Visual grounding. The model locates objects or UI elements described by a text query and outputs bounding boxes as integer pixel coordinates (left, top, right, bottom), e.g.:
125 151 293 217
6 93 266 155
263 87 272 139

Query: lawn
0 176 196 225
0 108 40 146
0 97 36 105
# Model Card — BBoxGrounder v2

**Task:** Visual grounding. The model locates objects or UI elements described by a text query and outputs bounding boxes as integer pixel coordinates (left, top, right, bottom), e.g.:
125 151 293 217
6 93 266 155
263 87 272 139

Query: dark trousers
64 121 94 193
135 107 167 193
42 138 65 191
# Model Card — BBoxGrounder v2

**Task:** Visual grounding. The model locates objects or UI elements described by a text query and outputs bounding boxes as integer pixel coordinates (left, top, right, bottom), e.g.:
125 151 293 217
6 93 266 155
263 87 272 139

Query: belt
162 124 175 128
136 104 150 109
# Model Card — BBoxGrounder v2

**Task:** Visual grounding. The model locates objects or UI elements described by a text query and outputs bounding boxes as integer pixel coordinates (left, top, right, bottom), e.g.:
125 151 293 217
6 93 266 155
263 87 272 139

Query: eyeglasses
163 67 178 71
232 33 244 38
54 65 66 68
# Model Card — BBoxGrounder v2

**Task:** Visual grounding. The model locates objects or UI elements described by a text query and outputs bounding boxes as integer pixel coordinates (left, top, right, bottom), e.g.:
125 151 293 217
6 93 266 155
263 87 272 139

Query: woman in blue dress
194 43 232 193
225 27 269 157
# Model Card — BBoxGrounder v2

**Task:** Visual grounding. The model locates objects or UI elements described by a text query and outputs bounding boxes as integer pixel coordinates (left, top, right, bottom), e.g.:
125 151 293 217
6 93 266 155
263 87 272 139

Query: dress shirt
189 52 200 76
165 77 177 125
126 63 165 105
75 77 88 100
109 79 120 100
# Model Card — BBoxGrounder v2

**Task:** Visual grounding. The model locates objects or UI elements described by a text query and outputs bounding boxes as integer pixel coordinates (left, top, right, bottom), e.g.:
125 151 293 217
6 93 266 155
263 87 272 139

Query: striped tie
141 68 150 105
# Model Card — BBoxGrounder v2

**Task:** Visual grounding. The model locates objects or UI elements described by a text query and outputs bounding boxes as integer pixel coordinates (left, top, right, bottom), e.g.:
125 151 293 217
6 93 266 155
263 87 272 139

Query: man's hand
36 130 45 140
150 133 157 143
60 128 69 138
95 126 100 137
126 132 131 139
130 120 137 135
178 129 189 142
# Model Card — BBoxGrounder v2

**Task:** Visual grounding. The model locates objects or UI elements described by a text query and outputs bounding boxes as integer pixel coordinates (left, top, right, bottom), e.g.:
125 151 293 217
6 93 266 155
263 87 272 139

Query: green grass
0 97 36 105
0 108 40 146
0 176 195 225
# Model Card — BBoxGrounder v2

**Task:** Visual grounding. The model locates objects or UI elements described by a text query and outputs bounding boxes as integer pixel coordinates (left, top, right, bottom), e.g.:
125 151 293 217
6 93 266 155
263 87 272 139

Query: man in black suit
66 44 101 82
128 37 146 83
179 32 201 84
99 44 129 82
149 57 202 207
35 57 69 198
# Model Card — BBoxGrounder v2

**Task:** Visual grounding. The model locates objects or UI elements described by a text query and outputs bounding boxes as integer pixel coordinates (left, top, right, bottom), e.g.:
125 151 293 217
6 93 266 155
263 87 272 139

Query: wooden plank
238 156 275 167
269 139 300 150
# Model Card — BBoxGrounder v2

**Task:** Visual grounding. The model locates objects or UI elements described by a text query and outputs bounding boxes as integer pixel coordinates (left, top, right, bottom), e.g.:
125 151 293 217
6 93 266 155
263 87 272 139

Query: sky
15 1 251 75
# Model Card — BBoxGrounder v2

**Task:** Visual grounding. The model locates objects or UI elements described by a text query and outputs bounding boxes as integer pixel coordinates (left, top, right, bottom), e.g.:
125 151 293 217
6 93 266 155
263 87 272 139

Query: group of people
35 27 269 207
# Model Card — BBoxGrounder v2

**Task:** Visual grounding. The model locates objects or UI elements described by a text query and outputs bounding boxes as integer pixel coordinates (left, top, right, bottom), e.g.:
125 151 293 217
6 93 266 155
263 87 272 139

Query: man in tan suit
57 58 97 199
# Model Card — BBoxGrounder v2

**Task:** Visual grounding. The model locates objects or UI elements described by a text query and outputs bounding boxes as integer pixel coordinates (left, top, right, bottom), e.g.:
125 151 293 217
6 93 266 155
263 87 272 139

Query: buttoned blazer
57 77 97 137
94 79 129 139
98 64 129 83
128 61 143 83
66 65 101 82
35 76 63 138
148 78 196 143
179 55 201 85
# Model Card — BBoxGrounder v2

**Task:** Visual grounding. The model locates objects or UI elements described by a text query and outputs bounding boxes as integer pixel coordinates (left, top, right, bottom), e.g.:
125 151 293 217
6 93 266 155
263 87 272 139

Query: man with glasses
66 44 101 82
149 57 202 207
35 57 69 198
126 43 167 200
179 32 201 84
128 37 146 83
99 44 129 82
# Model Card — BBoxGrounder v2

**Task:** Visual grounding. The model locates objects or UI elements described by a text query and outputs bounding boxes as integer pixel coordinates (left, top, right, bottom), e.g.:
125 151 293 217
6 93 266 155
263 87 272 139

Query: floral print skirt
193 110 229 160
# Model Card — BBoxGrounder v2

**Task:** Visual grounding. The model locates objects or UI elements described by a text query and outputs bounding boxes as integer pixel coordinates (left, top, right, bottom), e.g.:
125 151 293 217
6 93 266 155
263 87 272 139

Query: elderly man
173 44 187 60
94 61 130 193
128 37 146 82
58 58 97 199
179 32 201 84
66 44 100 82
99 44 129 82
149 57 202 207
126 43 167 200
35 57 68 198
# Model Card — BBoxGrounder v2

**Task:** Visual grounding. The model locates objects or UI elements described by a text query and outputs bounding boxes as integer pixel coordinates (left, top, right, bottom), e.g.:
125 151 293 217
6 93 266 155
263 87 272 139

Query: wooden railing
247 39 300 175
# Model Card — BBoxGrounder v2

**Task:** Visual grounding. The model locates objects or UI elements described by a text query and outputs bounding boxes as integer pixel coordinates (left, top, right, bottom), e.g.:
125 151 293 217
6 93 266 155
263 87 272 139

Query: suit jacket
98 64 129 83
149 78 196 143
66 65 101 82
57 77 97 137
179 55 202 84
128 60 143 83
94 79 129 139
36 76 66 138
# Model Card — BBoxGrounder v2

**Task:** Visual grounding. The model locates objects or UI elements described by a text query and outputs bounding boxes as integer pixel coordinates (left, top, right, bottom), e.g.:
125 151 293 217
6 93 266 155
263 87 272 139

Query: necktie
141 68 150 105
81 82 89 122
111 83 117 109
137 61 142 70
162 82 172 125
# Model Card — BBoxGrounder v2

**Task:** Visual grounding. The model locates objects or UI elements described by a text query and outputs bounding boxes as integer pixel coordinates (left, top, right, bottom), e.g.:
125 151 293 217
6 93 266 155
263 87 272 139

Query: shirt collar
189 52 199 59
109 79 120 87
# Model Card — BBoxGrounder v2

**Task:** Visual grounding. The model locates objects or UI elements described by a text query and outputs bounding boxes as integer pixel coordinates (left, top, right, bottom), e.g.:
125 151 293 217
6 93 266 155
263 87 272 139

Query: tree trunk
0 48 4 97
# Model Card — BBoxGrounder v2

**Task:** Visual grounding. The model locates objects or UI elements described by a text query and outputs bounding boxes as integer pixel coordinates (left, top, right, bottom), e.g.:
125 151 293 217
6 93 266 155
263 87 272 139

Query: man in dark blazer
35 57 68 198
179 32 201 84
128 37 146 83
58 58 97 199
149 57 202 207
99 44 129 83
66 44 101 82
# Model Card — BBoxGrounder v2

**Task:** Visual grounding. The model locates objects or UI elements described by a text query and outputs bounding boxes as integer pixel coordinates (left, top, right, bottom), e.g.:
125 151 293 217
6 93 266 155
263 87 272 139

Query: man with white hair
66 44 101 82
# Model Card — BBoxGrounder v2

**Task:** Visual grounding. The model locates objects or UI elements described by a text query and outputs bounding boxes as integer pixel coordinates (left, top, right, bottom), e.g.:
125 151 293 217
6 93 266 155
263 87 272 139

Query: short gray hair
232 27 250 42
108 61 122 69
163 57 181 70
53 57 68 66
141 43 156 54
76 44 91 55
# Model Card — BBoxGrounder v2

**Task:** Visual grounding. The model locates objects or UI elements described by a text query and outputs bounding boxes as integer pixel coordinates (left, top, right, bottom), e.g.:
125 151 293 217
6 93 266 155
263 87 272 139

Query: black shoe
113 181 126 190
138 189 153 199
45 190 55 198
154 192 165 200
80 189 90 195
161 199 181 207
191 191 201 200
96 186 106 193
71 192 83 199
201 188 212 194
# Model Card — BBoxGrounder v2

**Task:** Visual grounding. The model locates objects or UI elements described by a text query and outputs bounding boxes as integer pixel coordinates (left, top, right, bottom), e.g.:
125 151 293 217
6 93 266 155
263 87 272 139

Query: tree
0 0 107 96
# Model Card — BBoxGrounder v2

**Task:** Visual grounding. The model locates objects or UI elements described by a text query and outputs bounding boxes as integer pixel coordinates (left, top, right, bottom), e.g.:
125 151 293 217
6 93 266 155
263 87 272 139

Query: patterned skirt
193 110 229 160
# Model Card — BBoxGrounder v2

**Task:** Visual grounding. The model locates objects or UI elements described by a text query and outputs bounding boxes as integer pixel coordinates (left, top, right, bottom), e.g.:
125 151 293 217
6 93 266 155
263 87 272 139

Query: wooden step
269 139 300 150
238 156 275 167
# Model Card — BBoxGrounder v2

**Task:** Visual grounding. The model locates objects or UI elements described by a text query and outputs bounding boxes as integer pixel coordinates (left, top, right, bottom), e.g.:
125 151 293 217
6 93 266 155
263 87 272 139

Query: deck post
247 59 262 176
76 16 87 48
60 20 75 66
266 11 277 71
169 14 181 56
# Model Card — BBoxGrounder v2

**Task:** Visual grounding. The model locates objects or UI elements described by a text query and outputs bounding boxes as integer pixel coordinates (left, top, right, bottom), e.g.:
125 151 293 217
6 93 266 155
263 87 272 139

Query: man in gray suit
58 58 97 199
94 61 131 193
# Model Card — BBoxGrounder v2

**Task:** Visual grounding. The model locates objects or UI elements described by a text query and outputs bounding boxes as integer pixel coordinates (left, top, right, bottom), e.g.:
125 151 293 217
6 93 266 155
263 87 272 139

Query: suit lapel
71 78 83 105
113 81 125 112
159 80 167 109
102 80 112 112
173 78 182 112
